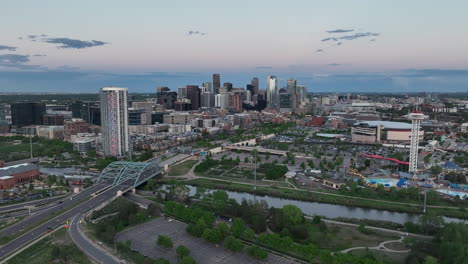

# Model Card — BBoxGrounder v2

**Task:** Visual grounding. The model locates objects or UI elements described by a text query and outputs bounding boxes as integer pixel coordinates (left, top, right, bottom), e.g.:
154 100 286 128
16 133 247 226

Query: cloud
370 39 376 42
255 66 273 69
316 49 323 52
327 63 341 67
0 54 45 70
321 31 380 46
0 45 17 51
43 38 108 49
321 37 338 42
0 54 30 64
188 30 207 36
56 65 80 71
32 54 46 57
326 29 354 33
340 32 380 40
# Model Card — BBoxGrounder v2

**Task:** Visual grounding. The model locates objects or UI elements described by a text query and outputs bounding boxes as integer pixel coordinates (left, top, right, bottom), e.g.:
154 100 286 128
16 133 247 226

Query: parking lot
115 217 300 264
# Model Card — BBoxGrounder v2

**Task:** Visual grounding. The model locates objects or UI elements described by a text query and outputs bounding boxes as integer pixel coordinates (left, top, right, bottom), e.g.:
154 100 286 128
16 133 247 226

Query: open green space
349 248 409 264
6 228 91 264
168 160 198 176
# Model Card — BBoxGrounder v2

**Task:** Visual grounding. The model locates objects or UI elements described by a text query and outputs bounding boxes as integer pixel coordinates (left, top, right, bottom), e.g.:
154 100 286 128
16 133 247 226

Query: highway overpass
0 161 163 261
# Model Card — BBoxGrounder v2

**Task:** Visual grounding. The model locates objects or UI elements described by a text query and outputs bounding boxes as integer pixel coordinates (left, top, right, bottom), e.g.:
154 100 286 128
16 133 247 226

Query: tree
231 218 246 238
157 235 173 248
436 223 468 264
282 205 303 226
419 212 444 235
358 223 366 233
147 203 161 217
312 215 321 224
224 235 244 252
300 162 306 170
28 183 34 191
247 245 268 260
243 228 255 240
424 256 439 264
216 222 229 237
179 256 196 264
202 228 223 243
176 245 190 259
186 219 207 237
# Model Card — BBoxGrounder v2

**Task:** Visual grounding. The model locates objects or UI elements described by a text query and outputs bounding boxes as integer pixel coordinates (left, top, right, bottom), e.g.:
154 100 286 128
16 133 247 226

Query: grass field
0 143 31 153
350 248 410 264
6 228 91 264
314 223 399 251
168 159 198 176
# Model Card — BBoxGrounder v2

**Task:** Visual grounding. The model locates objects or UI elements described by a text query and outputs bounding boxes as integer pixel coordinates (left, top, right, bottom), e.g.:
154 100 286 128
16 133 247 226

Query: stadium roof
0 163 39 177
353 121 412 130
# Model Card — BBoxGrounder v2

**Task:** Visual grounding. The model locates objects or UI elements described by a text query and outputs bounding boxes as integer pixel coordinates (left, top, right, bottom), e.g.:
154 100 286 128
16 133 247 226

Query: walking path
340 236 410 254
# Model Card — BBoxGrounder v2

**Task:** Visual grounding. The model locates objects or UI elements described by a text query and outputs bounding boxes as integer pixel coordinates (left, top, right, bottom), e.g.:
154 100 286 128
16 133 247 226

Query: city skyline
1 0 468 92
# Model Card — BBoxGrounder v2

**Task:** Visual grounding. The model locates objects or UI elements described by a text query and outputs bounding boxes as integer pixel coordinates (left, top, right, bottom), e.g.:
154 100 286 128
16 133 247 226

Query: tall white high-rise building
266 76 278 109
100 87 129 157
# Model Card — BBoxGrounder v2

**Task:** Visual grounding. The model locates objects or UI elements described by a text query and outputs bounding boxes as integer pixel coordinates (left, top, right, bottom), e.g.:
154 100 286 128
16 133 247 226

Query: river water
162 184 466 225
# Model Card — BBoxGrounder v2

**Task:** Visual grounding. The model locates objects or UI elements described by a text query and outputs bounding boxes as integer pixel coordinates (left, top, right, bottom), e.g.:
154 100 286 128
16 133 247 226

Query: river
162 184 466 225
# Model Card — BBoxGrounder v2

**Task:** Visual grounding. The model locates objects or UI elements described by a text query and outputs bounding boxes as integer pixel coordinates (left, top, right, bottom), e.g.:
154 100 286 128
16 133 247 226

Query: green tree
282 205 303 226
243 228 255 240
179 256 196 264
231 218 246 238
157 235 173 248
202 228 223 243
358 223 366 233
216 222 229 237
419 212 444 235
247 245 268 260
186 219 207 237
176 245 190 259
424 256 439 264
224 235 244 252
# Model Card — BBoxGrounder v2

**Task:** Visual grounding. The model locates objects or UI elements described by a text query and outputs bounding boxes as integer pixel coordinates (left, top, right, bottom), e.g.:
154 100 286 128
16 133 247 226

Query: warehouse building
0 162 40 189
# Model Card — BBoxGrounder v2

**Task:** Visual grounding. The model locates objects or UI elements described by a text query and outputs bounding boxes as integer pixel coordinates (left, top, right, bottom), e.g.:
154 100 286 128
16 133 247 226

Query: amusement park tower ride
407 110 428 174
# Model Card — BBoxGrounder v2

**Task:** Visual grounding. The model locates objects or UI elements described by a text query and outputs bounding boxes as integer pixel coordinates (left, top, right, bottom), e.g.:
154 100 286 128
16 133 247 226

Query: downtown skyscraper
266 76 278 109
100 87 129 157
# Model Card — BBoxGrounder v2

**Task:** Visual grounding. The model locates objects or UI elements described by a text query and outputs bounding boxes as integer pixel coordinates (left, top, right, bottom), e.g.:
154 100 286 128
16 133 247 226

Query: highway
0 183 107 240
0 195 67 213
0 183 115 260
69 214 120 264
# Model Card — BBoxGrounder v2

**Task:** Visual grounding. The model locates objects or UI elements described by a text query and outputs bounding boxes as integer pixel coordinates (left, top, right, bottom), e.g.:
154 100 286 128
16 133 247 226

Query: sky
0 0 468 93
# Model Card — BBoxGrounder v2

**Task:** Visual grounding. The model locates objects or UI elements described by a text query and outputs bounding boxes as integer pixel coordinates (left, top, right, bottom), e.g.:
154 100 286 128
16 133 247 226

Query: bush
176 245 190 259
247 245 268 260
157 235 173 248
224 235 244 252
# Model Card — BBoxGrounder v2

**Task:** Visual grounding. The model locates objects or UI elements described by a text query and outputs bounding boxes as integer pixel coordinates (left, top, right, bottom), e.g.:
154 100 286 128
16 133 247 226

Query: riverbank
160 178 468 220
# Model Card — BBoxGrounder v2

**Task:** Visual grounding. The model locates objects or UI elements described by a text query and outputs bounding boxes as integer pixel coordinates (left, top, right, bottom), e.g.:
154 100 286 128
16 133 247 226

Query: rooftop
353 121 412 130
0 163 39 177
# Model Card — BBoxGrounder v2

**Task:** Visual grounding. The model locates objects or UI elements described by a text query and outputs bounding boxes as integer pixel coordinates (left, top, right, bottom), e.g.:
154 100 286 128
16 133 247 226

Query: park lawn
308 223 399 251
168 160 198 176
0 143 31 153
349 248 410 264
6 228 91 264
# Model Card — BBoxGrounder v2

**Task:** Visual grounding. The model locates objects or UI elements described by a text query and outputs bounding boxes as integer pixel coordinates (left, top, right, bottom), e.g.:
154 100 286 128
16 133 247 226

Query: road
0 183 107 240
69 214 120 264
0 195 67 213
340 236 410 254
0 182 124 260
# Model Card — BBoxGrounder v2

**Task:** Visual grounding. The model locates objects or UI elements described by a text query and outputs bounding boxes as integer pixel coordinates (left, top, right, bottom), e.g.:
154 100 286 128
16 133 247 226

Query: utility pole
29 134 33 159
